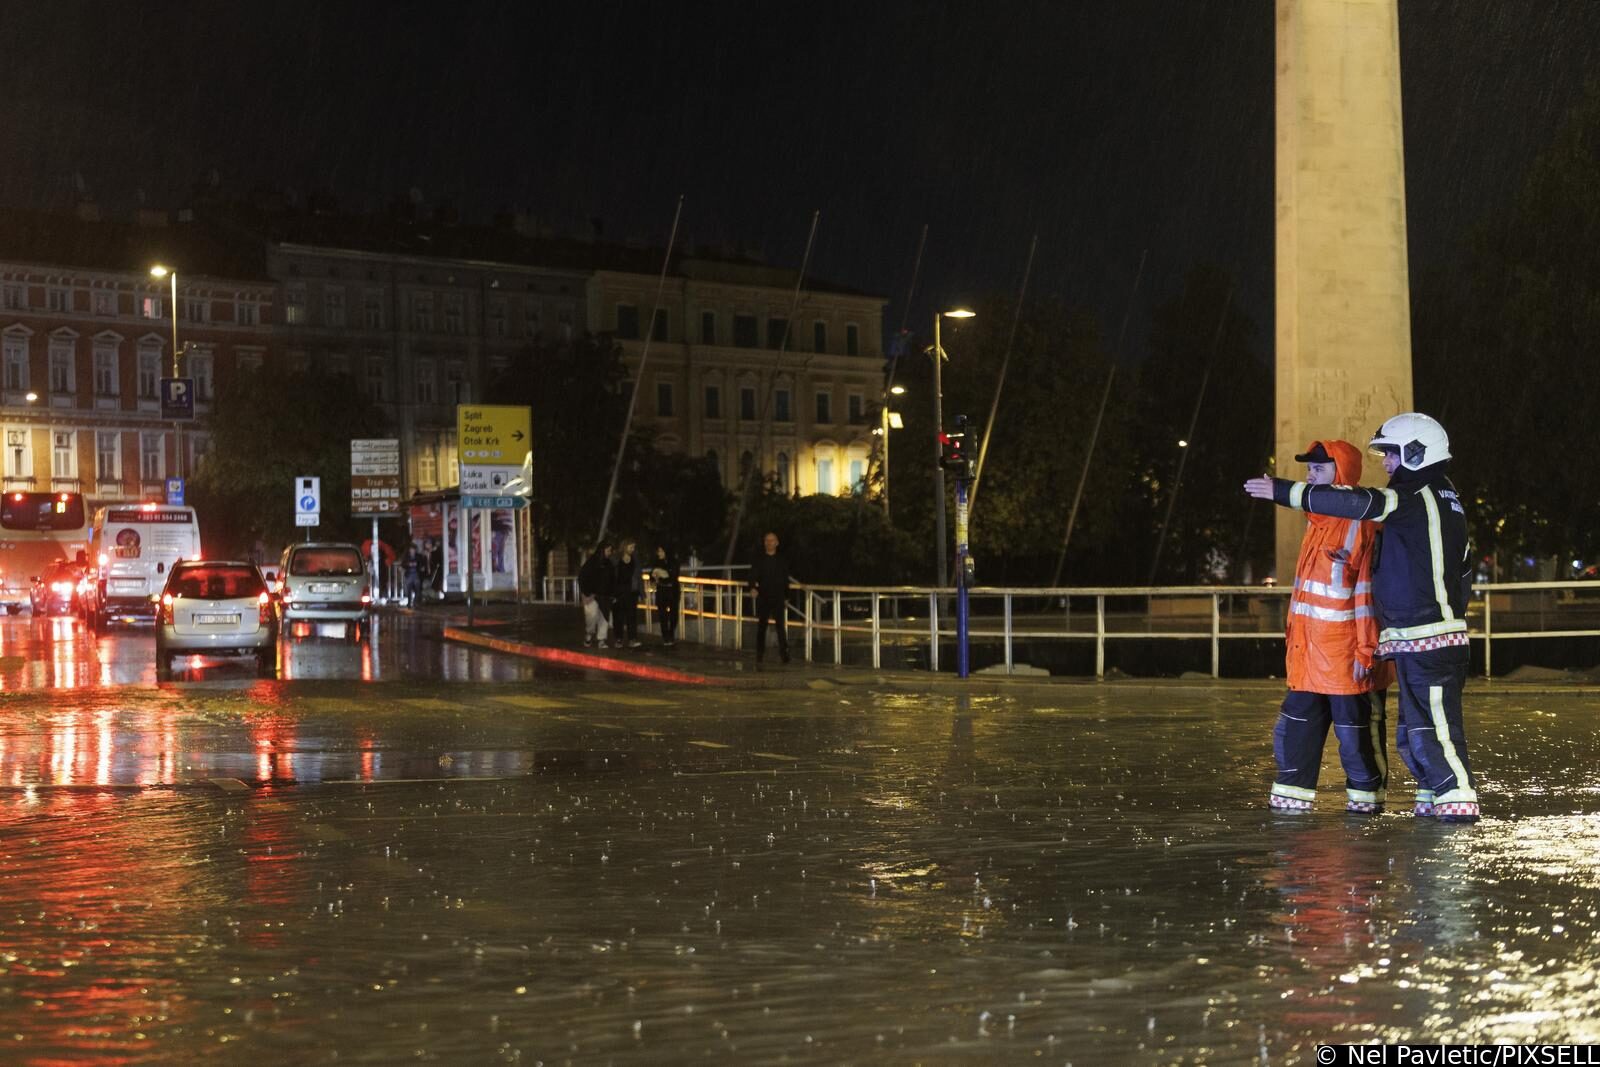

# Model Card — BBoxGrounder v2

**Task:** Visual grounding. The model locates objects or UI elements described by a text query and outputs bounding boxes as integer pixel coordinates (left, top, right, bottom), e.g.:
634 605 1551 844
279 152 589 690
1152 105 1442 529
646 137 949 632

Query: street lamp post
877 384 905 513
931 308 974 587
149 266 184 485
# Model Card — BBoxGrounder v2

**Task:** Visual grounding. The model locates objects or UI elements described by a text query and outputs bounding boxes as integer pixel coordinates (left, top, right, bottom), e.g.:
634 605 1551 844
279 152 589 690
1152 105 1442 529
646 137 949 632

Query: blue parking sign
166 477 184 506
160 377 195 420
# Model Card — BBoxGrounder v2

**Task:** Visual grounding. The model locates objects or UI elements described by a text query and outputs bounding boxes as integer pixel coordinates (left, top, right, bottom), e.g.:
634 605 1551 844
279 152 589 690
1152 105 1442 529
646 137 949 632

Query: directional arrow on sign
511 429 525 441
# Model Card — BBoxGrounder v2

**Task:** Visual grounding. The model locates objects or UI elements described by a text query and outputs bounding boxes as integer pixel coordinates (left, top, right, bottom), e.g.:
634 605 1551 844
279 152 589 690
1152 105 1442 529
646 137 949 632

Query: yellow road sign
456 404 532 493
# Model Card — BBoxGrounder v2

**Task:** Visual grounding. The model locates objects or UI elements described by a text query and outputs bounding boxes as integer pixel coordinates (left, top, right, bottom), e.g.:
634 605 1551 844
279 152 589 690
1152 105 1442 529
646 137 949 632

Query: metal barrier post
1483 589 1493 680
871 593 881 670
715 585 724 648
1003 593 1014 673
1095 594 1106 679
735 584 744 651
833 590 843 665
929 592 940 673
804 590 814 663
1211 593 1221 679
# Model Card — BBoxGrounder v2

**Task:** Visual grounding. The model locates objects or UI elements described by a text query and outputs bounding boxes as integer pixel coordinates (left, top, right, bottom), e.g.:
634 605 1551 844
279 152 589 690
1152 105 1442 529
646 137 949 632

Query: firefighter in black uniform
1245 413 1480 823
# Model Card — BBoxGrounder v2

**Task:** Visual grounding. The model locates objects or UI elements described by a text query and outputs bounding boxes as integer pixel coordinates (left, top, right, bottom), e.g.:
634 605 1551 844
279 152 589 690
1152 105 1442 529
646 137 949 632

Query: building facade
1 205 886 517
262 237 587 495
589 257 886 496
0 208 275 506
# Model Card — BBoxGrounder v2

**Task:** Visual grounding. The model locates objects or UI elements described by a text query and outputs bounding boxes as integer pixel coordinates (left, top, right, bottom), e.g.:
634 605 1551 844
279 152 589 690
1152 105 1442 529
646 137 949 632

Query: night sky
4 0 1599 347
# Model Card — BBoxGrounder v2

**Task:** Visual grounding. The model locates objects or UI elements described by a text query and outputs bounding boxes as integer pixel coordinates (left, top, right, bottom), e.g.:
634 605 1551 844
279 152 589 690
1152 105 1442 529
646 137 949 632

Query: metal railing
539 577 1599 680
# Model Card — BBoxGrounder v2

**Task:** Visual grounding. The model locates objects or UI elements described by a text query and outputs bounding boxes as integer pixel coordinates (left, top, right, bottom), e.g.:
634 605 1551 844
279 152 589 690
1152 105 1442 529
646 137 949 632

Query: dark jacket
653 550 681 591
578 551 614 598
749 550 791 604
614 554 640 600
1271 461 1470 645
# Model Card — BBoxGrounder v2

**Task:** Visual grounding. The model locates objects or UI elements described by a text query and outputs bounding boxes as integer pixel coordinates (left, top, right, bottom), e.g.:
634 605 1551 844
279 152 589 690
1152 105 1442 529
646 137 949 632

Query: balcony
93 478 130 500
50 477 82 494
2 476 36 490
49 388 76 409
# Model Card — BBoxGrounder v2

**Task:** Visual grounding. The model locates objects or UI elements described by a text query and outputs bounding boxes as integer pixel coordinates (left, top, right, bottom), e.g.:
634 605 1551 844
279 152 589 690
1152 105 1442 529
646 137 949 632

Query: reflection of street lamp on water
149 265 185 481
932 307 974 586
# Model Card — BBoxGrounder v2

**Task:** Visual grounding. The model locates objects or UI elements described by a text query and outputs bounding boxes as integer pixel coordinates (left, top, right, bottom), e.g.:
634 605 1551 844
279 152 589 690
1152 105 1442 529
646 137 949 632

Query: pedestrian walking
1245 413 1480 823
578 543 613 647
1264 440 1390 815
652 544 681 647
401 543 422 608
748 531 792 665
615 540 643 648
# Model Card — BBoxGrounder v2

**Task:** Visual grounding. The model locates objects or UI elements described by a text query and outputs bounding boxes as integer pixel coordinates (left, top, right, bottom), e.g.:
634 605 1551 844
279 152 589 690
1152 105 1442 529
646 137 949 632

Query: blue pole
955 477 970 679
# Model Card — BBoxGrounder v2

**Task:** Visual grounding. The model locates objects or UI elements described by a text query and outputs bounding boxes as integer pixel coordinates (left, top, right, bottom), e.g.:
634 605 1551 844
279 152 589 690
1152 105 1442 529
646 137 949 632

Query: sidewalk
398 600 1600 695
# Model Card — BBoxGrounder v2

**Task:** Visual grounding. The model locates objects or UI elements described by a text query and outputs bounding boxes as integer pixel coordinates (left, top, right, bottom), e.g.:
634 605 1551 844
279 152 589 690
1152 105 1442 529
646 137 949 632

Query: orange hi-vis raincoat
1285 439 1385 695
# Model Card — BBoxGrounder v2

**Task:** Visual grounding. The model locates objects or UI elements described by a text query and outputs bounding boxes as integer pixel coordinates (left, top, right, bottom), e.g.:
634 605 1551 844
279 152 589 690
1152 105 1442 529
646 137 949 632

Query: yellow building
588 255 887 497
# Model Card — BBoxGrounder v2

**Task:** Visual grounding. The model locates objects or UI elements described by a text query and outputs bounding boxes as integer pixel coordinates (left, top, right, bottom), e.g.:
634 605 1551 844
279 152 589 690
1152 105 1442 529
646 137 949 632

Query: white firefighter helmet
1370 412 1451 471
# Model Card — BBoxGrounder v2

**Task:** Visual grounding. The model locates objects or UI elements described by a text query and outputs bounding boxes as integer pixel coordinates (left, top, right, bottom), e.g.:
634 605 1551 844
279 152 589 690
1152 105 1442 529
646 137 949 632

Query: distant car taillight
157 592 175 625
360 586 372 605
258 591 272 625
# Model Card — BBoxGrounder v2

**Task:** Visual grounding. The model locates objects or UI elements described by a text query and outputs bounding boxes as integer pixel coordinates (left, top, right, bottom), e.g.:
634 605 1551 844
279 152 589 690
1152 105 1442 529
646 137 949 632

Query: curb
442 627 732 686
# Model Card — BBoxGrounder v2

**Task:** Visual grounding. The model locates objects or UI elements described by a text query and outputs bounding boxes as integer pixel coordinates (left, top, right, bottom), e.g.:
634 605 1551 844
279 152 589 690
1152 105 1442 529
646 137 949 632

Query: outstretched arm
1242 477 1398 522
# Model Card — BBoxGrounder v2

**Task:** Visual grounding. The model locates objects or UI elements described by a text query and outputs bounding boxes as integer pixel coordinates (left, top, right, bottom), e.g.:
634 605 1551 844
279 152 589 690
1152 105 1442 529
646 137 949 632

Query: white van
86 504 201 628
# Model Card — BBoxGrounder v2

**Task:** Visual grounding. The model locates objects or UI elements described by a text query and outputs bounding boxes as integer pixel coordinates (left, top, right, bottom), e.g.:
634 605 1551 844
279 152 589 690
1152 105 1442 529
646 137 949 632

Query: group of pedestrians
399 538 445 608
1245 411 1480 824
578 540 682 649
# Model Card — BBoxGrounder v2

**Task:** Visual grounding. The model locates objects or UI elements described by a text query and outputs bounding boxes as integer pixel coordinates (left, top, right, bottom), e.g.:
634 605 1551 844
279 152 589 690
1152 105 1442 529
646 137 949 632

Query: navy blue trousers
1391 646 1475 808
1271 689 1388 807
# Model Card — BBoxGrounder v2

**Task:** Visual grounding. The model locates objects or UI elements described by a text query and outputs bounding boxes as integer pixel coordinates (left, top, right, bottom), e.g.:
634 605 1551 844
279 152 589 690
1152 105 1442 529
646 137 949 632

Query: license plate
310 583 341 593
316 622 348 638
111 579 143 590
195 613 240 626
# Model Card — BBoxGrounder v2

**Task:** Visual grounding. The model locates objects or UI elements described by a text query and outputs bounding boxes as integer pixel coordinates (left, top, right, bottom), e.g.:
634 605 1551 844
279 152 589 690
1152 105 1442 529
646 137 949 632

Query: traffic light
939 415 975 478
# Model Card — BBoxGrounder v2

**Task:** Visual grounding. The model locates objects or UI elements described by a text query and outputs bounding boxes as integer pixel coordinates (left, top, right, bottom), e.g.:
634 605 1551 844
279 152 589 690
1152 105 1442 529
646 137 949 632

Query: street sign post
456 405 532 625
456 404 532 495
160 377 195 420
294 475 320 532
350 438 402 517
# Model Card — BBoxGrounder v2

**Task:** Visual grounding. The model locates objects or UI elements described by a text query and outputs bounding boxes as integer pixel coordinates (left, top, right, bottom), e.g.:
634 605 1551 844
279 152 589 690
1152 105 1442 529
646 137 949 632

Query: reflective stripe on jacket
1283 439 1387 695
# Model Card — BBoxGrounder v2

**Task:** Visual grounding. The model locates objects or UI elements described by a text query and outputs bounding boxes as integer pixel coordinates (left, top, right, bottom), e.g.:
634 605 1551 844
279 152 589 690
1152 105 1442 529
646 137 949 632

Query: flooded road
0 611 1597 1062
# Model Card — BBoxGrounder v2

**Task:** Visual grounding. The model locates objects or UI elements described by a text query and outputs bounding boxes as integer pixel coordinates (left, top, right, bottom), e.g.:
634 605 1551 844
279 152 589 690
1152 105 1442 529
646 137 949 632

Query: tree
189 366 389 556
1414 84 1600 569
736 483 921 586
1134 265 1271 583
488 333 630 567
884 295 1138 584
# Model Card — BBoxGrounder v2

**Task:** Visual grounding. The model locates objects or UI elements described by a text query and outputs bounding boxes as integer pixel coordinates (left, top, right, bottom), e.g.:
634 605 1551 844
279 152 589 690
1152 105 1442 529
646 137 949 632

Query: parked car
30 559 86 617
275 542 372 640
154 560 277 679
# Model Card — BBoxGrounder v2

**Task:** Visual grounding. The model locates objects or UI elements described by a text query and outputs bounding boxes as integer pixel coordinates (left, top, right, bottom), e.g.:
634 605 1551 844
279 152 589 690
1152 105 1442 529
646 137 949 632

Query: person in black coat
578 542 614 646
651 544 681 647
614 540 642 648
748 530 792 664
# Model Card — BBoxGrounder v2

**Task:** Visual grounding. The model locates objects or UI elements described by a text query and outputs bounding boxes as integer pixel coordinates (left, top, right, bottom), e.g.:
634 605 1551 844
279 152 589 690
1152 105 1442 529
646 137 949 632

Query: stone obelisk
1275 0 1414 579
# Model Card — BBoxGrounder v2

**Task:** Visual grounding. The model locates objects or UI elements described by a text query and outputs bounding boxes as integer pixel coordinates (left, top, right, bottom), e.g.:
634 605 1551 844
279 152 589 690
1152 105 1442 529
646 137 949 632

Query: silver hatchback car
276 542 372 640
155 560 277 679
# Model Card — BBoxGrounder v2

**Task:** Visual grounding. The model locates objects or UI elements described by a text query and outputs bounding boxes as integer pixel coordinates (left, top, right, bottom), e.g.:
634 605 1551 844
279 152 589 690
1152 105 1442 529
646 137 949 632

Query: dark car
30 559 86 617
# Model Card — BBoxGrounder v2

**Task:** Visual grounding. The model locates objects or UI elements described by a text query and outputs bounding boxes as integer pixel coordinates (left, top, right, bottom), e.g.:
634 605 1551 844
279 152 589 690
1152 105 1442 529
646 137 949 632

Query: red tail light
158 592 174 625
258 591 272 625
360 586 372 605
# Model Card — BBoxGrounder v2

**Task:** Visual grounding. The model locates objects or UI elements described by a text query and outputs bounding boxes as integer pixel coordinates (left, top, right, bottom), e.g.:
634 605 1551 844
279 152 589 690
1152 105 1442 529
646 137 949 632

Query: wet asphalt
0 610 1597 1064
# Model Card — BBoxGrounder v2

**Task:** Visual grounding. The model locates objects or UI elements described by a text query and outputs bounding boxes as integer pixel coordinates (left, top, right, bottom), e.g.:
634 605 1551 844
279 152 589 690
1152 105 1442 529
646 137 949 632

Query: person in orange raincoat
1269 440 1389 814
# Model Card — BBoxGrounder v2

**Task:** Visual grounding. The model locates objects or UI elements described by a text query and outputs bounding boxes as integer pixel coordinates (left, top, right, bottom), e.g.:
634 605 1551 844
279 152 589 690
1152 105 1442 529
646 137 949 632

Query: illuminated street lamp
24 391 38 403
149 265 185 479
876 387 908 512
932 307 975 586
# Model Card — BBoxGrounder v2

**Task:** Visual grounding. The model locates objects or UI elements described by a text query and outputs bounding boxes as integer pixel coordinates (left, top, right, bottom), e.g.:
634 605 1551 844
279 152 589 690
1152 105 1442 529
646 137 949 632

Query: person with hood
1246 413 1479 823
651 544 681 647
1263 439 1390 815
